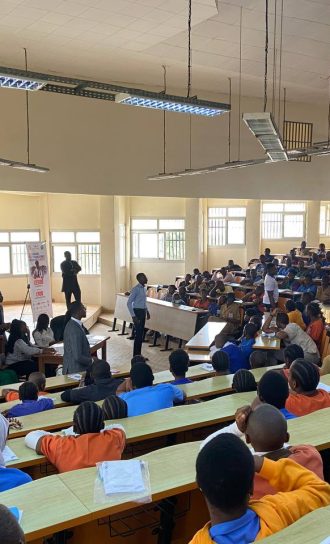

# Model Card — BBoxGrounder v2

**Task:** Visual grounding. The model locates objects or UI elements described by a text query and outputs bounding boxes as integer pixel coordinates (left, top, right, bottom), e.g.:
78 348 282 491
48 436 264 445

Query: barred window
131 218 185 261
51 231 100 274
320 204 330 236
262 202 306 239
208 208 246 246
0 231 40 275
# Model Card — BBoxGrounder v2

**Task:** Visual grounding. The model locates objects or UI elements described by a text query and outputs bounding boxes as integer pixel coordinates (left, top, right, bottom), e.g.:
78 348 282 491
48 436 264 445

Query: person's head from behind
287 268 296 281
245 404 289 453
288 359 319 394
226 292 236 306
136 272 148 286
0 504 25 544
91 360 111 381
36 313 49 332
326 251 330 261
169 349 189 378
64 251 71 261
130 362 154 389
211 351 229 375
306 302 322 321
73 401 104 435
304 273 313 286
178 286 186 298
285 299 296 313
264 248 271 256
29 372 46 392
70 301 86 320
131 354 146 368
232 369 257 393
184 273 191 283
243 323 258 340
275 312 289 330
196 434 254 516
102 395 127 420
266 262 276 277
258 370 289 409
301 240 306 249
283 344 304 369
322 274 330 288
259 254 266 264
167 284 176 296
19 382 38 402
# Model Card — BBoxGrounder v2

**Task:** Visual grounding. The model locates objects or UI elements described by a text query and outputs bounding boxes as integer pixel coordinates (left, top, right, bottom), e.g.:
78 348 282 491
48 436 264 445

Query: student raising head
6 382 54 418
25 401 126 473
190 432 330 544
286 359 330 416
169 349 192 385
257 370 296 419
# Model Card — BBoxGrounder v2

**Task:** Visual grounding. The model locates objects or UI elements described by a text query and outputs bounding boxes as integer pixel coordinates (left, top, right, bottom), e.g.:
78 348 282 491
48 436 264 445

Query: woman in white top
32 314 55 348
5 320 52 378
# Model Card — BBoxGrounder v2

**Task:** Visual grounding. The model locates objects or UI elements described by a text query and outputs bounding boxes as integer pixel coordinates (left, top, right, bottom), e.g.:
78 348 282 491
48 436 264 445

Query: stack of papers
201 363 214 372
68 374 82 381
99 460 146 495
3 446 18 463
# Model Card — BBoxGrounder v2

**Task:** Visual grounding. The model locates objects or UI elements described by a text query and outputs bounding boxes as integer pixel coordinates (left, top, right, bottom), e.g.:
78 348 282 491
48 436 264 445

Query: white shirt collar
71 317 82 327
251 442 290 455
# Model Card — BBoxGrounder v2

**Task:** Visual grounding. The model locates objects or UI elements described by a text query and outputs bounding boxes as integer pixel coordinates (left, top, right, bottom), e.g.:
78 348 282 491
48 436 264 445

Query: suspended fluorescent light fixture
147 159 270 180
243 112 288 162
0 74 45 91
0 158 49 172
115 93 229 117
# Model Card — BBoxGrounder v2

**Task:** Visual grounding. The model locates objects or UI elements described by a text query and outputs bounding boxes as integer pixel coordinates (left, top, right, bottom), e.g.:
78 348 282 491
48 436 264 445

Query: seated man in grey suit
63 301 92 374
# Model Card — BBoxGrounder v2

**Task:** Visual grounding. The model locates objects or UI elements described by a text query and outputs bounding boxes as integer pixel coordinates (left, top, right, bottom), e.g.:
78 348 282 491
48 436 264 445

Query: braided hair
73 401 104 435
102 395 128 420
289 359 320 393
306 302 325 324
232 369 257 393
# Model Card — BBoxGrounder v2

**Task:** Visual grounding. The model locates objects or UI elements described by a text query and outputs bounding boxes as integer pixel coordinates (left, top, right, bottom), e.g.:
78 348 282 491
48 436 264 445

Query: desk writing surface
0 391 66 412
7 404 80 438
186 322 227 350
253 334 281 350
261 505 330 544
0 374 80 399
288 407 330 450
153 363 215 385
0 475 91 542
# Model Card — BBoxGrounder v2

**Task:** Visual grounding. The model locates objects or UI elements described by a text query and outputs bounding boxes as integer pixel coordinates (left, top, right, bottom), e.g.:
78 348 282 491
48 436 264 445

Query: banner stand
26 242 53 322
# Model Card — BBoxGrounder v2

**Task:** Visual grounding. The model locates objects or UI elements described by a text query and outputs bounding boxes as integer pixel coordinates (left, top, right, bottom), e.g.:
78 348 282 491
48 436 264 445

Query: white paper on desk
3 445 18 463
319 538 330 544
95 460 152 505
62 426 77 436
201 363 214 372
318 383 330 393
53 342 64 355
68 374 82 381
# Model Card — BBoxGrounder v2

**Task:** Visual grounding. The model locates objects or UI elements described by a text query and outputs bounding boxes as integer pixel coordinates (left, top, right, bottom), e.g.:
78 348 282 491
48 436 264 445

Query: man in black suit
60 251 81 309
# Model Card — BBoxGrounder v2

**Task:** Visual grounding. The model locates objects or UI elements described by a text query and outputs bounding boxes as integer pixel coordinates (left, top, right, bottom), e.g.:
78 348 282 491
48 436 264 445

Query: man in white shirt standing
127 273 150 356
263 263 279 310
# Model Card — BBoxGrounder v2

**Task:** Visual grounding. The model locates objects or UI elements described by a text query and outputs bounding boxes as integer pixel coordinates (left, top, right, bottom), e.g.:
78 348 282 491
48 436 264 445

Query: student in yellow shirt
189 433 330 544
285 300 306 330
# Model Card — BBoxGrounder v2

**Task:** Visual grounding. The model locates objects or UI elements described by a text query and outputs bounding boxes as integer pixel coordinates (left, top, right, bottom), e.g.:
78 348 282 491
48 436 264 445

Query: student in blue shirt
6 382 54 418
297 274 317 298
257 370 296 419
321 251 330 267
220 323 258 373
169 349 192 385
119 363 185 417
0 413 32 492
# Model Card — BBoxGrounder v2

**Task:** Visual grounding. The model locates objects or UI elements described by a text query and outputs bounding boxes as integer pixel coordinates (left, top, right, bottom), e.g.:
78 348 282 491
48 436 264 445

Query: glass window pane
208 208 226 218
12 244 28 275
262 212 282 239
76 232 100 243
158 232 165 259
132 232 139 259
320 205 326 235
131 219 157 230
283 214 304 238
139 233 158 258
159 219 185 230
51 232 75 243
0 246 10 273
262 203 283 212
208 218 226 246
0 233 9 242
165 231 185 260
78 244 100 274
10 231 39 242
53 246 77 272
228 220 245 244
228 207 246 217
284 203 305 212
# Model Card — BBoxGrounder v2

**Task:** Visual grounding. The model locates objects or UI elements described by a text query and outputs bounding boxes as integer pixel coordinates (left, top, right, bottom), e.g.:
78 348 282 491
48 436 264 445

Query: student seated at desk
190 432 330 544
193 289 210 310
306 302 325 351
61 360 124 404
6 382 54 418
3 371 47 402
179 273 192 288
285 300 306 330
296 292 314 326
169 349 192 385
254 255 266 281
187 275 203 292
211 351 230 376
213 293 241 347
257 370 296 419
286 359 330 416
281 344 304 380
317 243 326 257
311 261 325 280
280 268 299 291
25 401 126 473
216 324 258 373
228 259 242 272
161 285 176 302
298 240 309 256
0 414 32 492
264 247 274 262
102 395 128 420
119 363 185 417
0 504 26 543
200 405 323 500
277 257 292 276
177 286 189 306
316 274 330 304
241 285 265 314
297 274 317 298
0 291 11 334
32 313 55 348
321 251 330 267
232 369 257 393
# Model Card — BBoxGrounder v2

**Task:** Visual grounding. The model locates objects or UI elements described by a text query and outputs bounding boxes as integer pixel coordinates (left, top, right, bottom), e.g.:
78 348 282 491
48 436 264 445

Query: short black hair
232 369 257 392
211 351 229 373
130 362 154 388
0 504 25 544
196 433 254 511
70 301 84 317
29 372 46 392
283 344 304 365
169 349 189 376
131 354 147 368
91 360 111 380
285 299 296 312
226 292 235 302
244 323 258 339
276 312 289 327
102 395 128 420
266 262 275 273
258 370 289 409
19 381 38 401
290 359 320 392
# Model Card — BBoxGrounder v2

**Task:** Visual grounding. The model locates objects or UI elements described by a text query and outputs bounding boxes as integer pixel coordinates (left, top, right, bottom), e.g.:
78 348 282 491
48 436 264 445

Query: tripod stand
20 283 31 320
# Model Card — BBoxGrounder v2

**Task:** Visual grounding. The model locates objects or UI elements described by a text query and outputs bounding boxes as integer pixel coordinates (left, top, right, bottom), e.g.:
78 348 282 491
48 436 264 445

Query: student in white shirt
32 314 55 348
263 263 279 309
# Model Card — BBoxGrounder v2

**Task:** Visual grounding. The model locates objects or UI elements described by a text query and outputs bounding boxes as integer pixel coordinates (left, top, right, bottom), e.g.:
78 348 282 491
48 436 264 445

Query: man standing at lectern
61 251 81 309
127 272 150 356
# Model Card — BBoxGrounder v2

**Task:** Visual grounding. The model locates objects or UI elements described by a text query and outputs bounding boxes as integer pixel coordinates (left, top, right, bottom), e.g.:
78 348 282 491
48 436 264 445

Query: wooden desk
114 293 207 341
1 391 66 412
185 322 227 351
224 282 253 291
153 363 215 384
253 334 281 350
0 374 81 400
261 506 330 544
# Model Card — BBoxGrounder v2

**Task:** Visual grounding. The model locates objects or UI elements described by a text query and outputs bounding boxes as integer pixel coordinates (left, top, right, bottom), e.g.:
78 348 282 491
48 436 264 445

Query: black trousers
133 308 146 356
64 284 81 309
9 359 38 379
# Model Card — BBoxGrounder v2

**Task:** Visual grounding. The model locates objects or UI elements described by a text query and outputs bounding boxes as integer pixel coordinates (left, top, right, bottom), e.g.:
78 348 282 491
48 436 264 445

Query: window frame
130 217 185 262
207 207 246 247
320 204 330 237
261 202 306 240
50 230 101 275
0 230 40 276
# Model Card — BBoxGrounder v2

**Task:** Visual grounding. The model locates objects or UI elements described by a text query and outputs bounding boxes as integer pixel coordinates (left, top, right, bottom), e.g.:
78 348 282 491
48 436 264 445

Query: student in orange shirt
306 302 325 351
24 401 126 473
286 359 330 416
285 300 306 330
2 372 47 402
193 289 210 310
189 433 330 544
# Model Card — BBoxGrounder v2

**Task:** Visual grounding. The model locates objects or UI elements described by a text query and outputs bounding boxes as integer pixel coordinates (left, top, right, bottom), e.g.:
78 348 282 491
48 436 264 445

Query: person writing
127 273 150 357
60 251 81 309
63 302 92 374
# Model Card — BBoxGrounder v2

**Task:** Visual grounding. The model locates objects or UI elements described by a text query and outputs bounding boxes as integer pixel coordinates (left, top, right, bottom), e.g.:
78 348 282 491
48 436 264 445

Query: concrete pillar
100 196 117 311
246 199 261 261
185 198 203 272
306 201 320 247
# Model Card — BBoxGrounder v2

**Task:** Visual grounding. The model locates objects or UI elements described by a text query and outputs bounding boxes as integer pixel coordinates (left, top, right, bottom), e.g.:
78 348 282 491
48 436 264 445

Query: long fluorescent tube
243 112 288 162
0 158 49 173
147 159 269 180
0 74 45 91
116 93 228 117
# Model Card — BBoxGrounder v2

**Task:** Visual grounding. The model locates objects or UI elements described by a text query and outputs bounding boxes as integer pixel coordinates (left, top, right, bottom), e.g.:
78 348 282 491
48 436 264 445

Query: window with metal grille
261 202 306 239
131 219 185 261
51 231 100 274
208 208 246 246
320 204 330 236
0 231 40 275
